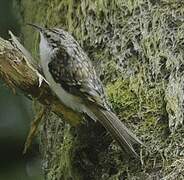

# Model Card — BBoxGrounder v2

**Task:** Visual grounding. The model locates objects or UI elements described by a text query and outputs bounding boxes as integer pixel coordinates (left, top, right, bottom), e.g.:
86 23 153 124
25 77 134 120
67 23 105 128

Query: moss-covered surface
17 0 184 179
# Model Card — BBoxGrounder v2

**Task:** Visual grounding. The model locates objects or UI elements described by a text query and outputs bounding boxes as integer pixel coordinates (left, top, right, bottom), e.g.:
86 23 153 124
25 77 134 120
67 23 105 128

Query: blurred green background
0 0 43 179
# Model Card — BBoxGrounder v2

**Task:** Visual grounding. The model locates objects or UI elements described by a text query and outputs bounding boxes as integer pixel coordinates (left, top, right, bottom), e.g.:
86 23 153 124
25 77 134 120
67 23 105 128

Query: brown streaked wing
48 48 106 108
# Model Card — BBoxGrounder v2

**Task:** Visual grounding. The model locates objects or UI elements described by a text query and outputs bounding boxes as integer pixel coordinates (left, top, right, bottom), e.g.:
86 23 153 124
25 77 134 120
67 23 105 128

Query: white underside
39 33 87 113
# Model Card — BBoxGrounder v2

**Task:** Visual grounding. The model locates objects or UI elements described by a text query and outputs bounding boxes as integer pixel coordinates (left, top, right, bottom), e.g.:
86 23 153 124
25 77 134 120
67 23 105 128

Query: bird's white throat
39 33 52 66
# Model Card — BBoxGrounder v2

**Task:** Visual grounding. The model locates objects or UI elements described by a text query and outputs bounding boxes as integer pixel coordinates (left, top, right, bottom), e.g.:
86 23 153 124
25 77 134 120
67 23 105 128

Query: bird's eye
46 34 51 38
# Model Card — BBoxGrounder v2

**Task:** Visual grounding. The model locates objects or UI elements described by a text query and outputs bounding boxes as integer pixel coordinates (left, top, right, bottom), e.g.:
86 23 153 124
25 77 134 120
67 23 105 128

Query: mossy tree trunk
15 0 184 179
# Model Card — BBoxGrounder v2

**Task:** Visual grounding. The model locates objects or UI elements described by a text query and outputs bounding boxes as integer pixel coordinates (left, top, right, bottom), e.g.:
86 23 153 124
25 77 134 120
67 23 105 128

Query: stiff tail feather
88 107 142 157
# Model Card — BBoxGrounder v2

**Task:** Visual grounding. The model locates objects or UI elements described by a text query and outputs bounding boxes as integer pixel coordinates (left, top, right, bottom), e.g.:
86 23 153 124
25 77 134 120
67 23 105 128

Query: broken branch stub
0 33 82 126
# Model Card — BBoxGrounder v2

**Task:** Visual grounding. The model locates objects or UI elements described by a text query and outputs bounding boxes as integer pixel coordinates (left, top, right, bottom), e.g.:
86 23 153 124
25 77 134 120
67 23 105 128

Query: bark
0 35 81 126
3 0 184 179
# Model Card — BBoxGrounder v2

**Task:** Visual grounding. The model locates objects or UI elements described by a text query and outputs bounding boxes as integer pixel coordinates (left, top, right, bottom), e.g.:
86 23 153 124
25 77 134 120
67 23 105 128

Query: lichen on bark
15 0 184 179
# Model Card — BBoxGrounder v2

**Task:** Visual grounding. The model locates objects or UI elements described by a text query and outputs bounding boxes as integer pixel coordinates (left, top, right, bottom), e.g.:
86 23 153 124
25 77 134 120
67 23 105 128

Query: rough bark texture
0 36 82 126
11 0 184 179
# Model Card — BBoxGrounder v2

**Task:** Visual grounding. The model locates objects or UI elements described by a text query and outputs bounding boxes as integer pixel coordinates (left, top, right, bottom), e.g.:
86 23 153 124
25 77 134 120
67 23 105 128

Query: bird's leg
23 105 51 154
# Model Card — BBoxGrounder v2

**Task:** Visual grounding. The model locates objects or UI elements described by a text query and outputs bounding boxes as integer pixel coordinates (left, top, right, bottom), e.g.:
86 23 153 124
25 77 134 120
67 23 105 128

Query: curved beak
27 23 44 32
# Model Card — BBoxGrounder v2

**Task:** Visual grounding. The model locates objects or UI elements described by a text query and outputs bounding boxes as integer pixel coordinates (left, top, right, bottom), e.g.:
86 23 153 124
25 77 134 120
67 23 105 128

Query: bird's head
27 23 84 63
28 23 68 49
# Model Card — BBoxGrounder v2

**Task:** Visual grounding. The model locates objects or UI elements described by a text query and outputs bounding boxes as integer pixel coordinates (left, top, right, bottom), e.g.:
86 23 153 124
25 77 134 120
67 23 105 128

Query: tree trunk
10 0 184 179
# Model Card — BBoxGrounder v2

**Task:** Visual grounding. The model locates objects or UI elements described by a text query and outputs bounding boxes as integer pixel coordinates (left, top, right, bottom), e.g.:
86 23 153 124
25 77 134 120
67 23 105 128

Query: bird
28 23 142 157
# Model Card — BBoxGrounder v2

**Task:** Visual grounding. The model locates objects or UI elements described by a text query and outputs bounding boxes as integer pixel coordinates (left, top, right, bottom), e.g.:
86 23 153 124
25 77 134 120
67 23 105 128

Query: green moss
106 77 165 124
49 126 81 180
106 79 139 120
